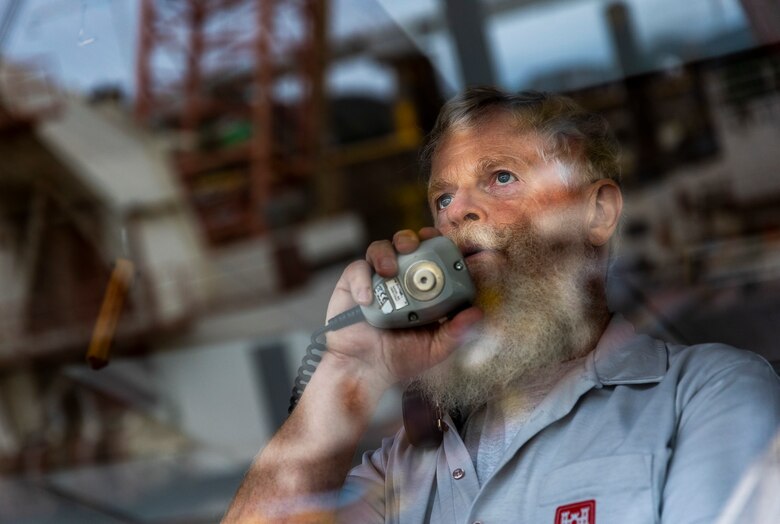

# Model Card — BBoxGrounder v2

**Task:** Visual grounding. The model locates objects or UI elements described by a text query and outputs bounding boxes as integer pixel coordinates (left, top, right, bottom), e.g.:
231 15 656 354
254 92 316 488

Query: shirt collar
587 314 668 386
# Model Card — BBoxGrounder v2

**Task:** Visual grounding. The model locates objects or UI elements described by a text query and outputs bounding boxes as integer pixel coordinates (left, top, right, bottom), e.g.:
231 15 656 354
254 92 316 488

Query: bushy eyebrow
476 155 532 173
428 154 532 196
427 178 451 197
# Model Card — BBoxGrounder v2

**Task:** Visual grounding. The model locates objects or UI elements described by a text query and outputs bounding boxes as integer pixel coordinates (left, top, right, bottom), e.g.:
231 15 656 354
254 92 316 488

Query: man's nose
444 193 484 228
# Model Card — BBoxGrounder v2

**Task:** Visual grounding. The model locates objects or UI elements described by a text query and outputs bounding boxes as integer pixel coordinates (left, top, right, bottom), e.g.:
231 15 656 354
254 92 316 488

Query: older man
224 88 780 523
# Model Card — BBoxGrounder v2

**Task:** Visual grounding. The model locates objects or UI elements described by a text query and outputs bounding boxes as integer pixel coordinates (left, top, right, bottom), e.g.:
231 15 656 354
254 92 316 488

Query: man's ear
586 180 623 246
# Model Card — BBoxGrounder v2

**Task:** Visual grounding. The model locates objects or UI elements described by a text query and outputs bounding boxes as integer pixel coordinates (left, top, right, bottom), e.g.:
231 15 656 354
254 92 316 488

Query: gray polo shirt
338 317 780 523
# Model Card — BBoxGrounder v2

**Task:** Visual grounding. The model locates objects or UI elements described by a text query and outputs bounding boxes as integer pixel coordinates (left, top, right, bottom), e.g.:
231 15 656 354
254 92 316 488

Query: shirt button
452 468 465 480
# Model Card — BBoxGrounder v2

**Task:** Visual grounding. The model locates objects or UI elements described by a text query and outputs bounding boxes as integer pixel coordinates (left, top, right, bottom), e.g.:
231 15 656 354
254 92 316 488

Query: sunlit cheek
527 184 585 240
533 203 582 239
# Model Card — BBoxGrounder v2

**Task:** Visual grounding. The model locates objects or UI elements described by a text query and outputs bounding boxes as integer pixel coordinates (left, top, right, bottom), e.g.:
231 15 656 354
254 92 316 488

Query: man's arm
222 229 481 523
222 350 387 523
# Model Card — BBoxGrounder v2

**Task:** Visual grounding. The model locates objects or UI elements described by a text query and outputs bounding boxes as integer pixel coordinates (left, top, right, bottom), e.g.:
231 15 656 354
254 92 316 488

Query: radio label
386 278 409 310
374 282 393 314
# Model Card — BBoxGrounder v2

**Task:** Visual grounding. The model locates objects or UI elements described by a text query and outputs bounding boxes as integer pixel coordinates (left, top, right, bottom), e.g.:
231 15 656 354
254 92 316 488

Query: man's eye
495 171 516 185
436 194 453 210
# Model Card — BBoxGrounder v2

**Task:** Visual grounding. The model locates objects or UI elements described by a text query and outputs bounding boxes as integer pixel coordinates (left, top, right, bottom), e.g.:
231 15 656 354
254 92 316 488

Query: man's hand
323 227 483 390
222 228 481 523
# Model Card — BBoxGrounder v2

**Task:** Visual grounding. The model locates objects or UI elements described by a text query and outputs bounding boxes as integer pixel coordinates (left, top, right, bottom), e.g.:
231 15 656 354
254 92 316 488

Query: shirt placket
437 414 480 522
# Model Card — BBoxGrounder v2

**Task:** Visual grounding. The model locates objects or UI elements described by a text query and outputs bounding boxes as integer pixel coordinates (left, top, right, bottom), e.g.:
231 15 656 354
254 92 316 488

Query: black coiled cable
288 306 366 414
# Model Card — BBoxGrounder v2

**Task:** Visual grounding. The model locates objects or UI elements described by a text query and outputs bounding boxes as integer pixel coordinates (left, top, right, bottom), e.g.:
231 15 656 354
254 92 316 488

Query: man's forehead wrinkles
429 153 534 192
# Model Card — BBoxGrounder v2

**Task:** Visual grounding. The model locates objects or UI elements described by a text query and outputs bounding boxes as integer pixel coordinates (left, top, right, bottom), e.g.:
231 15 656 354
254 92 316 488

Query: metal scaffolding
135 0 327 242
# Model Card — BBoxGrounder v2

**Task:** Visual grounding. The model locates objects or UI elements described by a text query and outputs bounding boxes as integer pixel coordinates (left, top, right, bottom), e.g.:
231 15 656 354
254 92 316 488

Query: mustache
446 224 507 253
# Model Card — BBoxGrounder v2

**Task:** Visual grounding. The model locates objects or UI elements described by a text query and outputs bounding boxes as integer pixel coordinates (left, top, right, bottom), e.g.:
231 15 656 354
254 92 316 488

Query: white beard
413 220 603 413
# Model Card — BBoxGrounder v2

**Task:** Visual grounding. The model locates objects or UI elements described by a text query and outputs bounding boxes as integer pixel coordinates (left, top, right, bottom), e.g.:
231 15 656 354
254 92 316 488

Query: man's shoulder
658 339 779 405
599 315 776 383
665 340 776 377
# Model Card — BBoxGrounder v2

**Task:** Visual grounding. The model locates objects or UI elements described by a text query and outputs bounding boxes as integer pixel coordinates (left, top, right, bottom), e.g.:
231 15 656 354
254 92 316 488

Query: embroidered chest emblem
555 500 595 524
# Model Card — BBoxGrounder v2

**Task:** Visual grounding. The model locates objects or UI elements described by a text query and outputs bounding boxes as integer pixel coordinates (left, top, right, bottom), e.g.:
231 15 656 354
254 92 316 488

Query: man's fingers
339 260 374 306
365 228 440 281
366 230 423 276
392 229 420 254
366 239 397 277
430 307 483 361
418 227 441 241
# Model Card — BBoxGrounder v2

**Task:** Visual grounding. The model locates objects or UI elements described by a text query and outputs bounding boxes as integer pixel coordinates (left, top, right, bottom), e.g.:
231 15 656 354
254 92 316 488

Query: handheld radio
361 236 476 329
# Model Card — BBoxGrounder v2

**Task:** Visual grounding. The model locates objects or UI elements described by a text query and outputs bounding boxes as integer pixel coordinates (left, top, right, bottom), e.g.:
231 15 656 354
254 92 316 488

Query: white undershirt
461 358 583 485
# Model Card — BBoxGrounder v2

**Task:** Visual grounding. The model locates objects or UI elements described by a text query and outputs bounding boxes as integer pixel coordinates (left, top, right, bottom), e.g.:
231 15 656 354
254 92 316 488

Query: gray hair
420 87 621 187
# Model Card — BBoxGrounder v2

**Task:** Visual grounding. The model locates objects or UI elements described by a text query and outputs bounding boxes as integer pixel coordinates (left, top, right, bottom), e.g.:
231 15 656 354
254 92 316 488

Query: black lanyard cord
288 306 365 414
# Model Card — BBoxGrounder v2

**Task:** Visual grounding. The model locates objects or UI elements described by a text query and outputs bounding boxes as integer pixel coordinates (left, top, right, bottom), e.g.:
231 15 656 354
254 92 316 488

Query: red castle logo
555 500 596 524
